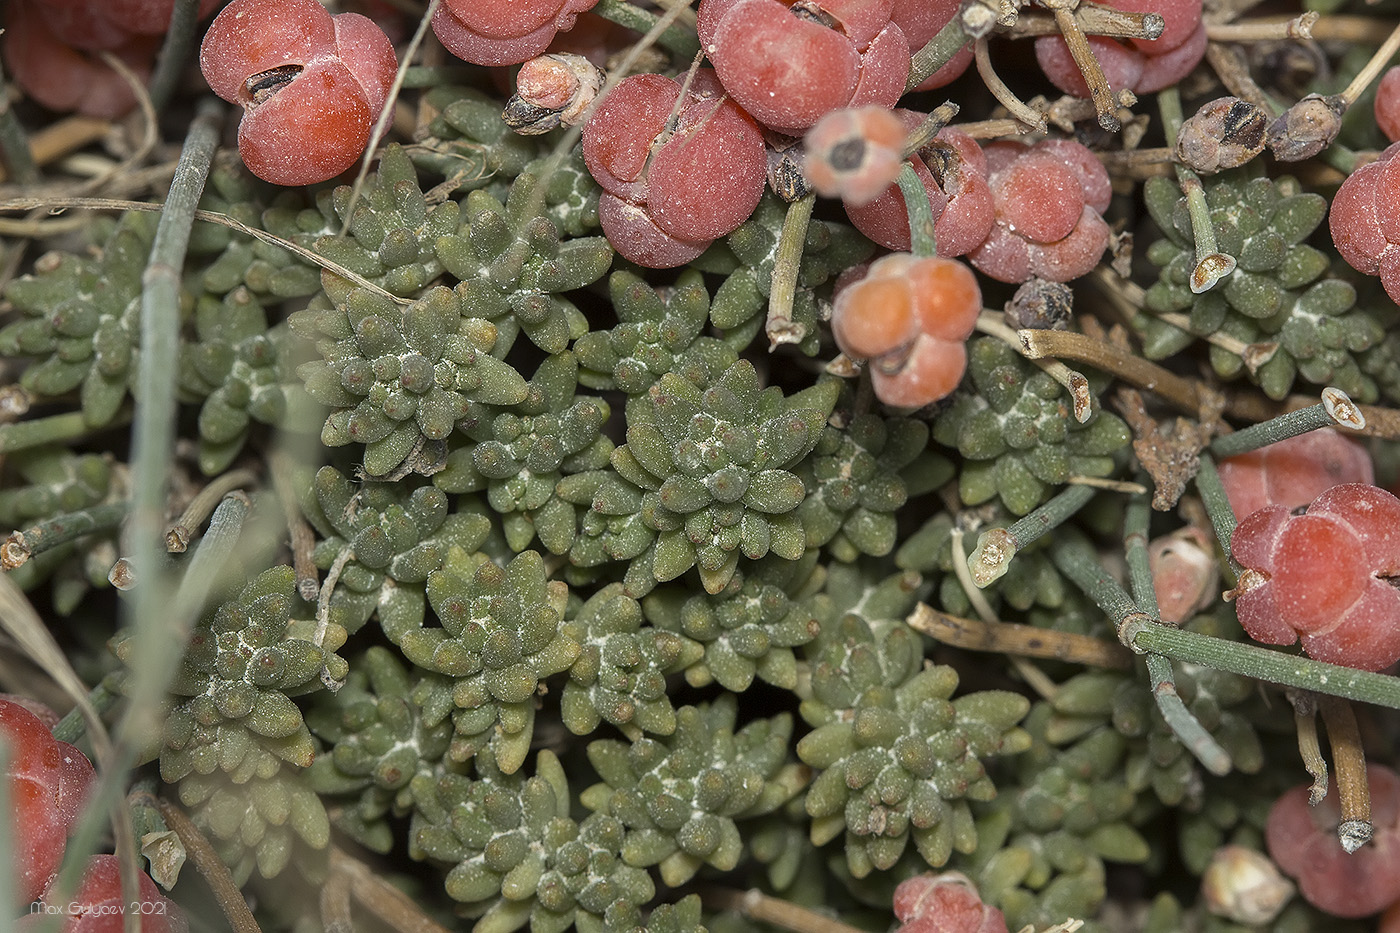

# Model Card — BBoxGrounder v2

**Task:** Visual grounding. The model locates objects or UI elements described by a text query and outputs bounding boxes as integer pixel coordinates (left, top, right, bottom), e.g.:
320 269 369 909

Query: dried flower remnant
504 52 605 134
804 106 908 207
1176 97 1269 173
893 871 1009 933
1148 525 1218 624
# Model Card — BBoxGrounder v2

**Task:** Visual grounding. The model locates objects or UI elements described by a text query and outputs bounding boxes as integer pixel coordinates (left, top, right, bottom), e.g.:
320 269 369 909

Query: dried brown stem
166 468 257 552
328 847 455 933
974 37 1047 132
1017 328 1203 413
909 603 1135 668
1052 6 1122 130
156 798 262 933
1000 5 1164 39
1287 690 1329 806
1205 42 1276 112
977 311 1094 421
1338 20 1400 108
699 887 869 933
1320 696 1372 853
268 448 320 603
1205 11 1317 40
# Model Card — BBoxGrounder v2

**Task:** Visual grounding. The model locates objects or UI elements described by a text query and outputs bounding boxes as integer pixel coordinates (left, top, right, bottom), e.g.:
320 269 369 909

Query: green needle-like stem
1124 491 1232 776
146 0 203 112
969 483 1097 586
1 503 128 570
1209 387 1364 459
1194 452 1239 571
593 0 702 59
1159 86 1236 293
897 162 937 258
766 192 815 349
907 16 971 91
0 411 123 454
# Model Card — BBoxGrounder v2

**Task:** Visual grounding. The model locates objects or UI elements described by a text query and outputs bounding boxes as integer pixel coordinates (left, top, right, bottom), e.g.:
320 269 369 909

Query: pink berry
1216 428 1374 521
804 106 908 207
20 854 187 932
432 0 599 67
1267 764 1400 918
1231 483 1400 671
199 0 398 186
1379 66 1400 143
893 872 1009 933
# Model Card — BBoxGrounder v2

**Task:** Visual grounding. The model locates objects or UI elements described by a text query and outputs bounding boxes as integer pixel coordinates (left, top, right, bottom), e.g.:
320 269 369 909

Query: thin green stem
1194 452 1240 572
0 411 120 454
1121 620 1400 710
1 503 128 570
1050 528 1143 625
166 468 257 552
1124 491 1232 776
1159 86 1236 293
52 675 124 745
907 16 971 92
969 483 1096 586
766 192 815 350
593 0 702 59
1208 387 1364 459
897 162 936 258
146 0 203 111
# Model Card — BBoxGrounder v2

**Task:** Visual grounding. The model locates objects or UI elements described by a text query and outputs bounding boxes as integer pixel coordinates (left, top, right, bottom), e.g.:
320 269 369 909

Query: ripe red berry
1231 483 1400 671
19 854 187 932
199 0 397 186
583 69 766 267
1035 0 1206 96
698 0 908 131
891 0 972 91
1216 427 1374 521
893 871 1009 933
1379 66 1400 143
1266 764 1400 918
1 697 96 905
832 253 982 408
967 139 1112 283
1330 140 1400 302
432 0 599 67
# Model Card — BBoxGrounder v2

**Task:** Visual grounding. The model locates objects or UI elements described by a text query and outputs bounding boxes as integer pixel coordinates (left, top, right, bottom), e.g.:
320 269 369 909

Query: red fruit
1379 66 1400 143
804 106 908 207
432 0 599 67
1230 483 1400 670
583 70 766 267
20 855 187 932
1216 427 1374 521
968 139 1111 283
199 0 398 186
1034 0 1204 96
1 697 96 905
699 0 907 131
106 0 220 35
893 872 1009 933
1331 141 1400 302
1266 765 1400 918
891 0 972 91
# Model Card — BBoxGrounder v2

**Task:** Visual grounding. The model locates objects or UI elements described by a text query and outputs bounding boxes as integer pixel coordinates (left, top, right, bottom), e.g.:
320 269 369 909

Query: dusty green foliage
503 151 603 238
412 85 541 190
413 747 656 933
582 695 808 887
797 411 950 562
1140 171 1383 400
573 359 839 596
574 270 738 399
0 447 116 528
300 464 492 634
436 351 613 554
966 704 1145 931
311 144 463 299
306 646 456 853
797 570 1032 877
709 194 874 354
559 582 703 738
0 211 155 427
179 287 318 474
292 284 529 477
641 551 822 692
401 548 579 773
437 184 613 355
933 337 1132 515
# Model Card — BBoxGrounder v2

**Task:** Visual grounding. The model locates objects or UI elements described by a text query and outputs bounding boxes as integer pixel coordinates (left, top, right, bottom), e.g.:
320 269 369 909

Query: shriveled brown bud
1266 94 1345 162
1202 845 1294 926
1177 97 1268 173
503 53 604 135
767 145 812 202
1005 278 1073 330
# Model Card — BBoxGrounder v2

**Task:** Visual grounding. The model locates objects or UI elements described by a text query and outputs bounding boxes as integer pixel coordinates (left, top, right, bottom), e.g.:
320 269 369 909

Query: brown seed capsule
1177 97 1268 174
1266 94 1345 162
1004 278 1073 330
503 52 605 135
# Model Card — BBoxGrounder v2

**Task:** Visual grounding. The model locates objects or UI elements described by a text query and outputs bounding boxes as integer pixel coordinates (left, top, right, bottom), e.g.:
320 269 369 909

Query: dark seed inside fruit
245 65 304 104
789 1 837 29
828 138 867 172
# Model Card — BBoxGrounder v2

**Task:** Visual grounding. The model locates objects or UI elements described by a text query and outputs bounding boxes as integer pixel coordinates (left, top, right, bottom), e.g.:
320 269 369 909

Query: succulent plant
410 85 541 192
0 447 118 529
398 548 579 773
932 337 1132 516
641 551 822 692
573 360 839 596
412 747 655 933
797 412 952 562
708 194 875 354
0 211 155 427
179 287 319 474
582 695 808 886
798 593 1032 877
292 284 529 477
435 351 613 554
559 582 703 738
305 645 458 854
573 269 738 399
1140 171 1384 400
299 464 493 635
436 183 613 355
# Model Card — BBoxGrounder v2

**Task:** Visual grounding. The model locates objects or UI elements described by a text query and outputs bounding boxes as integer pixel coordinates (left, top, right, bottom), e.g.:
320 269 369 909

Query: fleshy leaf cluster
1140 171 1383 400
